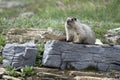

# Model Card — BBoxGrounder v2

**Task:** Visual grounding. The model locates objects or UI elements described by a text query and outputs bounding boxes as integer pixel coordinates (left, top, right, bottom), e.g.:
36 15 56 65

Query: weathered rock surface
0 0 24 9
74 76 117 80
37 72 70 80
42 40 120 71
0 68 5 79
33 67 119 80
0 67 119 80
19 12 35 18
105 28 120 45
2 42 37 68
2 75 21 80
6 28 66 43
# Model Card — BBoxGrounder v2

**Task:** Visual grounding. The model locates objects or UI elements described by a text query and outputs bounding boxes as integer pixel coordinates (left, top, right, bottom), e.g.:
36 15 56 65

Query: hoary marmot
65 17 96 44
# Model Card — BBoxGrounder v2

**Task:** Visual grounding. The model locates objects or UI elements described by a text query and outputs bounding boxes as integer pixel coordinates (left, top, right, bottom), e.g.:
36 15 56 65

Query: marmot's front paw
66 39 71 42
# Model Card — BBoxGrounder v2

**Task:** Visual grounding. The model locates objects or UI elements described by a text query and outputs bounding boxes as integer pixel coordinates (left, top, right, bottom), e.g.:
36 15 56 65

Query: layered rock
2 42 37 68
6 28 66 43
105 28 120 45
42 40 120 71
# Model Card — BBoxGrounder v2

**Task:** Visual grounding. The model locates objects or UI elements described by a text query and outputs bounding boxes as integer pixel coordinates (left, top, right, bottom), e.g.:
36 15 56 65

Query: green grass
0 34 6 50
35 43 44 67
0 56 3 64
5 66 13 71
0 0 120 42
83 65 99 72
21 66 34 77
5 66 34 77
9 70 21 77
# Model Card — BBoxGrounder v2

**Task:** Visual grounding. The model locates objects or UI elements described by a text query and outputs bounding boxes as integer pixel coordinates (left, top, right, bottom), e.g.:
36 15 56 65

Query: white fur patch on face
66 17 77 26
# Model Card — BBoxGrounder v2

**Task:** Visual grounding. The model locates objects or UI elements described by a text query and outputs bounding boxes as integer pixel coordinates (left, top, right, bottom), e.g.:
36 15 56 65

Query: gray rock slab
2 42 37 68
42 40 120 71
42 55 61 68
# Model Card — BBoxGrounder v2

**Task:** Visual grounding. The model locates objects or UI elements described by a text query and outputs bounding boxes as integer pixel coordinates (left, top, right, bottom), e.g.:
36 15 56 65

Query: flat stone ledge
42 40 120 71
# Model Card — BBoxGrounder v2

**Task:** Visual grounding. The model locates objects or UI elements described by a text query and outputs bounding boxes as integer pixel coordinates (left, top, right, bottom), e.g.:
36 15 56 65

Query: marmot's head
65 17 79 28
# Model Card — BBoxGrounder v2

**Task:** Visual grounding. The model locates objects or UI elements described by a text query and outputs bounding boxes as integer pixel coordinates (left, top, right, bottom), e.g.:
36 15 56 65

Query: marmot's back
81 24 96 44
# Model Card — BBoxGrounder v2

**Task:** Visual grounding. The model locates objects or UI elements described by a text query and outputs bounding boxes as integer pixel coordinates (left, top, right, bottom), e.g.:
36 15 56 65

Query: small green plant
5 66 34 77
109 69 117 75
83 65 99 72
0 34 6 51
35 43 44 67
0 56 3 63
0 34 5 46
21 66 34 77
5 66 20 77
9 70 21 77
5 66 13 71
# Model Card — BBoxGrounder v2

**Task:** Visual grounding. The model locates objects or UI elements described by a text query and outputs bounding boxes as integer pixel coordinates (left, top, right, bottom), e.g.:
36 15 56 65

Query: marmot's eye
71 17 77 21
71 18 74 21
73 17 77 21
